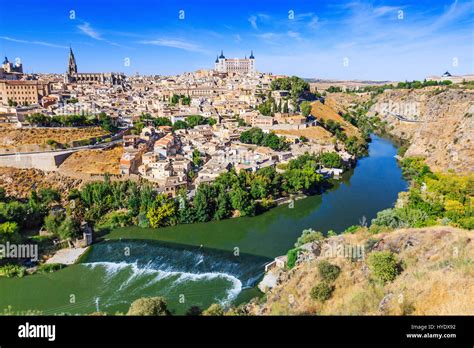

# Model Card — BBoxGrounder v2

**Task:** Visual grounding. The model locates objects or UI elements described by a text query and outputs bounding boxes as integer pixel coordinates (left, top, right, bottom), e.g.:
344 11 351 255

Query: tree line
63 152 331 231
25 112 117 133
239 127 290 151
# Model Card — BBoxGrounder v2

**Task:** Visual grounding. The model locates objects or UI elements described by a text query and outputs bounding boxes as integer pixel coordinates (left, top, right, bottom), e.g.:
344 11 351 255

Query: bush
0 264 26 278
294 228 324 247
286 248 299 269
127 297 170 316
310 282 334 302
343 225 360 234
367 251 400 284
317 261 341 282
185 306 202 316
37 263 65 274
202 303 224 316
458 216 474 230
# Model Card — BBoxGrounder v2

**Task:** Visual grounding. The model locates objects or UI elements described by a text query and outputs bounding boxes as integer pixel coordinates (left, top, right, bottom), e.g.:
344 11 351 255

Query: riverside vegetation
0 150 346 278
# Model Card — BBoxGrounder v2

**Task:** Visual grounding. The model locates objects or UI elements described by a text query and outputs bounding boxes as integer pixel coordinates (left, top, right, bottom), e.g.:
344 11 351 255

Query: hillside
311 100 360 137
0 167 82 199
59 145 122 176
249 226 474 315
322 86 474 173
0 125 108 152
370 87 474 172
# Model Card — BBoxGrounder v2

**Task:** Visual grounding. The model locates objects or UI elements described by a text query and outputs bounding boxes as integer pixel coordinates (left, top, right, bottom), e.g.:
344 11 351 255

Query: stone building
214 50 256 75
0 80 50 105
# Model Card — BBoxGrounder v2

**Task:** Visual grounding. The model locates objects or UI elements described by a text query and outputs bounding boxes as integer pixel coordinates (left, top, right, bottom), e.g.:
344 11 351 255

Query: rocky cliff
325 87 474 173
370 87 474 173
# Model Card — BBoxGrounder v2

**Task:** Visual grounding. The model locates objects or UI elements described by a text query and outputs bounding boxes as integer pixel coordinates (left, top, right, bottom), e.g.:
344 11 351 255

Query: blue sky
0 0 472 80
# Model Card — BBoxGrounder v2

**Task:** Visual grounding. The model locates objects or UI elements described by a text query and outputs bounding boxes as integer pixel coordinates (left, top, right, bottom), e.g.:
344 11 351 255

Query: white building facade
214 51 256 75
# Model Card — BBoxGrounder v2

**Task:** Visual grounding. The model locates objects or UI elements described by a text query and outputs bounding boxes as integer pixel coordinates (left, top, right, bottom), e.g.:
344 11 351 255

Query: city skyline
0 0 473 80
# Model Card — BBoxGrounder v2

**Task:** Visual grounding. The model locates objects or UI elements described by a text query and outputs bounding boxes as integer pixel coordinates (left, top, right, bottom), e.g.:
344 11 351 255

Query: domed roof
3 56 9 64
249 50 255 59
219 50 225 59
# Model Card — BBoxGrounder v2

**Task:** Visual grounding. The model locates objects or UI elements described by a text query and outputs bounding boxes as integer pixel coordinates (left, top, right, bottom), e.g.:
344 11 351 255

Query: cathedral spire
68 46 77 75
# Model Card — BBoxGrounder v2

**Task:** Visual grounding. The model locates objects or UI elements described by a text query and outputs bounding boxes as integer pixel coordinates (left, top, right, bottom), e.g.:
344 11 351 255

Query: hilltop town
0 49 361 198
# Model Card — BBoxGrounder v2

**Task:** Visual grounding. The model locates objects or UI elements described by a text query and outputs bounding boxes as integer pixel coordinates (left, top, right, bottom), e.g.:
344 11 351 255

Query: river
0 135 407 315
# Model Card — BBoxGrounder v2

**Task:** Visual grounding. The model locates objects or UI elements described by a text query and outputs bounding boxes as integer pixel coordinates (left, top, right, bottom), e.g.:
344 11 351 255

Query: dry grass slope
0 126 108 149
311 100 360 137
252 226 474 316
59 145 123 175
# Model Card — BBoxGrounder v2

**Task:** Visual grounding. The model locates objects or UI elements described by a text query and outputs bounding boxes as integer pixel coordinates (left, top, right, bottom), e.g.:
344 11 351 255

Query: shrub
294 228 324 247
202 303 224 316
286 248 300 269
367 251 400 284
343 225 360 234
0 264 26 278
458 217 474 230
127 297 170 316
310 282 334 302
317 261 341 282
37 263 64 274
185 306 202 316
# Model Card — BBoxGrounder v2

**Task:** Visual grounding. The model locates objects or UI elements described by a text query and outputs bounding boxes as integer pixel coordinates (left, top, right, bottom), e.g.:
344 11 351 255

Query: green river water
0 135 407 315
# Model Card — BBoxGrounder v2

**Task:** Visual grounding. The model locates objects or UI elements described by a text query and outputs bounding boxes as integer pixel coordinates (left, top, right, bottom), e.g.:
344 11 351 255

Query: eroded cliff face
369 88 474 173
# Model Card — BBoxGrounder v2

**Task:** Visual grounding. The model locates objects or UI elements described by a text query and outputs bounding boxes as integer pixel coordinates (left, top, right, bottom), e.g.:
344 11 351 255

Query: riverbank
45 247 90 265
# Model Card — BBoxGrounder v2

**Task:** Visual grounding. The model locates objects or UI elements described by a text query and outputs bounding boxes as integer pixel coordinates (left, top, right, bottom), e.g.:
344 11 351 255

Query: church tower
68 47 77 75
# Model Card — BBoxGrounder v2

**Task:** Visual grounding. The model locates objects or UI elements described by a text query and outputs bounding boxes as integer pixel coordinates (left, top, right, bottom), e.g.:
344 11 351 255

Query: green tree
192 149 203 167
368 251 400 284
318 152 343 168
300 101 312 117
229 186 253 216
146 198 176 228
0 221 20 242
214 189 231 220
44 212 80 240
127 297 171 316
294 229 324 247
173 120 188 130
193 184 215 222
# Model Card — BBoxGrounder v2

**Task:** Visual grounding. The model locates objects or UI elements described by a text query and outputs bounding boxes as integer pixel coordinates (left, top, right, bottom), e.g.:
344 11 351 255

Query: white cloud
0 36 67 48
287 31 302 40
77 22 102 40
248 13 270 30
248 16 258 30
308 16 320 29
77 22 126 47
373 6 399 17
139 39 207 53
